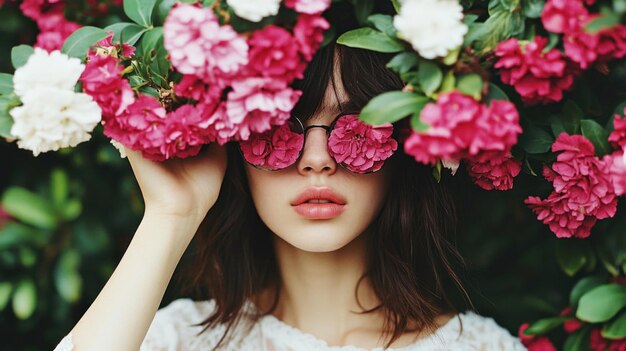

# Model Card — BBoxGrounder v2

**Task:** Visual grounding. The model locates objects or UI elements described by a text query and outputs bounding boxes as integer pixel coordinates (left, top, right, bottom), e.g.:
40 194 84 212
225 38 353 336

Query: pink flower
225 77 302 141
604 151 626 196
541 0 588 34
518 323 558 351
284 0 331 14
20 1 81 52
88 32 136 59
560 307 583 333
293 14 330 61
495 36 577 105
173 74 224 108
590 328 626 351
163 3 248 83
466 152 522 191
403 92 522 166
80 55 135 120
564 16 626 69
524 133 618 238
239 123 304 169
328 114 398 173
609 112 626 149
103 96 215 161
247 25 307 83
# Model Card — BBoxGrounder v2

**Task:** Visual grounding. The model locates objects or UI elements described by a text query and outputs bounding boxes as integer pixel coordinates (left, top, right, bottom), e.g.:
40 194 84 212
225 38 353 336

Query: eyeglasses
239 113 398 174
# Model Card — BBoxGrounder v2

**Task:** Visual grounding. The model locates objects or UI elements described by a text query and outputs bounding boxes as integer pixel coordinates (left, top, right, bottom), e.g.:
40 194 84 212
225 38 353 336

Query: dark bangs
181 4 470 350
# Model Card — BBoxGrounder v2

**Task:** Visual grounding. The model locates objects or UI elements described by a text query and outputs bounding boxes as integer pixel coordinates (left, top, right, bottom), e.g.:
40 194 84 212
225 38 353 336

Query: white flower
393 0 468 59
226 0 281 22
13 48 85 98
10 88 101 156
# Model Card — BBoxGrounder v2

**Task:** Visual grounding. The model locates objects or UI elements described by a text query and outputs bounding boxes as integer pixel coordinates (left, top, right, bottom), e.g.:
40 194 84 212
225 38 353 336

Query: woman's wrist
140 210 204 245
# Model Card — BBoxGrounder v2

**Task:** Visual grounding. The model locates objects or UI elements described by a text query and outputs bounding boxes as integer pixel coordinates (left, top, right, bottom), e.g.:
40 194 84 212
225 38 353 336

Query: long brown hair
182 4 471 349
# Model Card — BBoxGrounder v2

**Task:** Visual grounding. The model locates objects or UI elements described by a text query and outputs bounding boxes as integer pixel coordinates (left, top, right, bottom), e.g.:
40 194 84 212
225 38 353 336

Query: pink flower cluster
525 133 619 238
403 91 523 189
328 114 397 173
494 36 577 105
20 0 81 52
79 2 329 161
466 152 522 191
81 55 134 120
239 123 304 169
518 323 557 351
590 329 626 351
542 0 626 70
91 2 329 161
495 0 626 105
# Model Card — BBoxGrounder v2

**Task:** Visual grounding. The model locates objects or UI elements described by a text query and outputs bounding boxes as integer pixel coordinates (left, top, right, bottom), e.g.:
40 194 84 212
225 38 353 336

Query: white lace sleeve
451 312 527 351
51 299 216 351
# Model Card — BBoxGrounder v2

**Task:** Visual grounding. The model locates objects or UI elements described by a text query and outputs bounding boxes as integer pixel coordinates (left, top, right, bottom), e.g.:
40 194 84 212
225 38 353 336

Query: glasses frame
239 112 393 174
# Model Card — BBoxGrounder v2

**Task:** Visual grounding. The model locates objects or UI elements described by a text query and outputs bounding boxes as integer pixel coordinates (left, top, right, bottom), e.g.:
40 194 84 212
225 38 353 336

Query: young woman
54 7 526 351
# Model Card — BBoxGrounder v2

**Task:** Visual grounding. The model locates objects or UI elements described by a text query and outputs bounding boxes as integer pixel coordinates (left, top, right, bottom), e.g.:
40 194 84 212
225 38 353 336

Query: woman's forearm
69 212 199 351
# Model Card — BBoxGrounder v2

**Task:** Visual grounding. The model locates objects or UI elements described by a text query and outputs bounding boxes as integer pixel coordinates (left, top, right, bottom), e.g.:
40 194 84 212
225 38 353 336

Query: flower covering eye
239 122 304 170
239 114 398 173
328 114 397 173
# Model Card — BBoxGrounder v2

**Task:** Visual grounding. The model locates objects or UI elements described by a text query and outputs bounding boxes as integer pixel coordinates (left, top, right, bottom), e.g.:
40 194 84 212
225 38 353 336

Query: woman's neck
261 234 386 346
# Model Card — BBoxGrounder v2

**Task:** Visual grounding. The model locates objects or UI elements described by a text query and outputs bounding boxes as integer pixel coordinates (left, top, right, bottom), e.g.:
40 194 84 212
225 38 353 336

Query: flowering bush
0 0 625 349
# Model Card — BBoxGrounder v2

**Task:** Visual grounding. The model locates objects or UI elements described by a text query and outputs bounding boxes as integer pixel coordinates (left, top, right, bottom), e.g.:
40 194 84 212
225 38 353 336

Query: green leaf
417 60 442 96
570 275 606 306
1 187 57 230
367 14 396 37
518 125 554 154
468 3 525 54
581 119 611 157
561 100 584 135
564 328 591 351
485 83 509 102
337 28 404 53
411 110 430 132
121 25 148 46
103 22 135 43
360 91 429 125
556 239 589 277
522 0 546 18
456 73 483 100
62 26 109 59
12 279 36 320
577 284 626 322
138 27 164 59
391 0 401 13
156 0 177 25
124 0 157 27
11 45 34 70
54 250 82 303
0 95 20 138
584 12 621 34
602 311 626 339
50 168 69 207
351 0 375 25
61 199 82 221
0 73 13 94
524 316 567 336
386 52 419 74
0 282 11 311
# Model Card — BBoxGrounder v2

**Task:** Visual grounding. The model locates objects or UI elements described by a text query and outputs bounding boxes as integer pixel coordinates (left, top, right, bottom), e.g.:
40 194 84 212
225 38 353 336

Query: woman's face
245 82 390 253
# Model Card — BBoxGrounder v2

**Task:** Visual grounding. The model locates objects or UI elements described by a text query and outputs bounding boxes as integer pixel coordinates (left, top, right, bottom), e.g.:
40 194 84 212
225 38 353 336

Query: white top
54 298 527 350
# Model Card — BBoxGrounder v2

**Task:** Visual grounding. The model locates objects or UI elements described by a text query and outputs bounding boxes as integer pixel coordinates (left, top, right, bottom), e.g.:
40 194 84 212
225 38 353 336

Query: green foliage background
0 1 624 350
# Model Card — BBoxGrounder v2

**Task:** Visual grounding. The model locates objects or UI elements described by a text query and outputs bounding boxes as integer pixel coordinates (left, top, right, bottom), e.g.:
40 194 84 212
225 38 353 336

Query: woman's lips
291 187 347 219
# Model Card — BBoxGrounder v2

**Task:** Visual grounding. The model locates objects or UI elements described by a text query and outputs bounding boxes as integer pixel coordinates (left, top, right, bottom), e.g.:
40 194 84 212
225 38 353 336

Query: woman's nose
297 127 338 175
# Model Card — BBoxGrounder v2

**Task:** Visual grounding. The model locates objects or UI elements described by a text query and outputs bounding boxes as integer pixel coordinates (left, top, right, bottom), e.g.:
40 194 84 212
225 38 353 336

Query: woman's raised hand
125 144 228 227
